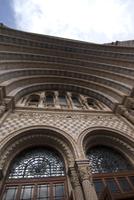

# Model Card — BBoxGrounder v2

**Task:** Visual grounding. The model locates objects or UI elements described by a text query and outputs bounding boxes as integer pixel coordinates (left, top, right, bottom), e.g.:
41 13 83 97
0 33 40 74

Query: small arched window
71 95 82 109
27 94 40 107
59 94 68 109
45 93 54 107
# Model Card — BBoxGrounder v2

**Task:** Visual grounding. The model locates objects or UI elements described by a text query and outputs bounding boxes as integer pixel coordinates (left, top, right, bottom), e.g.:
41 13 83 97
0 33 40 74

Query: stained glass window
87 146 133 174
8 148 65 179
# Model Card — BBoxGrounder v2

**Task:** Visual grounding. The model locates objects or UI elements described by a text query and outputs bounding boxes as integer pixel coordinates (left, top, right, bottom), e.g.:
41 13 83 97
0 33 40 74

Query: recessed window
105 178 119 193
17 90 110 111
9 148 65 179
46 94 54 107
59 95 67 108
117 177 132 192
87 146 133 174
93 179 105 193
2 148 67 200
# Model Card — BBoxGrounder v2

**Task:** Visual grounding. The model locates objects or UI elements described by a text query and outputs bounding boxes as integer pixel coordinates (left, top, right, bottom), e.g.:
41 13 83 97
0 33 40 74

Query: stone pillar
66 92 73 109
79 95 88 110
54 91 60 108
38 92 45 108
68 167 84 200
76 160 98 200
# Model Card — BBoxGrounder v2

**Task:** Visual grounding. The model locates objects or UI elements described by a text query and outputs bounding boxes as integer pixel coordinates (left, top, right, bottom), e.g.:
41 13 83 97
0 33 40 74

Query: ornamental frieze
0 111 133 142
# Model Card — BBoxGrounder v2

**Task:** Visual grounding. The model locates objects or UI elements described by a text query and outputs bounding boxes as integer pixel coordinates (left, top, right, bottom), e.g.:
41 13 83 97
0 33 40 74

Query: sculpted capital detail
68 167 80 188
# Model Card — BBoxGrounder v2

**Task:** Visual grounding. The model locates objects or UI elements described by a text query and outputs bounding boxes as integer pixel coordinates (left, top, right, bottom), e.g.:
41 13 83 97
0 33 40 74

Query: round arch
77 127 134 166
8 83 116 110
0 127 77 177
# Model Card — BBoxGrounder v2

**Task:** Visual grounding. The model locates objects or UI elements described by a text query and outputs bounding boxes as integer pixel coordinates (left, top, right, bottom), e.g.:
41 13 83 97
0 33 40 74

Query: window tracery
2 148 67 200
17 90 109 111
8 148 65 179
86 146 133 174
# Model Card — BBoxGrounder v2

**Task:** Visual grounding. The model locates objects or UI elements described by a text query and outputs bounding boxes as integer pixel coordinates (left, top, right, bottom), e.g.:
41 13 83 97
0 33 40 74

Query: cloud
12 0 134 43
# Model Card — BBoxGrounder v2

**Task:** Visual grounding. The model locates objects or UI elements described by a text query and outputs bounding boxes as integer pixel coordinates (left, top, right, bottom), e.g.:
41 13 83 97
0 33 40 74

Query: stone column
76 160 98 200
54 91 60 108
66 92 73 109
68 167 84 200
38 92 45 108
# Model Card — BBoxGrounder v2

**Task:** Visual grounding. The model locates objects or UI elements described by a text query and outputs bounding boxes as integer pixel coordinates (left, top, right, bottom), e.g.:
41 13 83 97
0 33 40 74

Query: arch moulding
0 126 78 176
77 127 134 165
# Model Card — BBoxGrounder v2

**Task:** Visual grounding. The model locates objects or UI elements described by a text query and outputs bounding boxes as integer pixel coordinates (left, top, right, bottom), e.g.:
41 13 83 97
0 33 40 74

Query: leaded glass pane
20 185 34 200
46 95 54 107
8 148 65 179
93 179 104 193
117 177 132 192
87 146 133 174
54 183 65 200
105 179 119 193
2 186 17 200
37 184 49 200
59 95 67 108
72 96 82 109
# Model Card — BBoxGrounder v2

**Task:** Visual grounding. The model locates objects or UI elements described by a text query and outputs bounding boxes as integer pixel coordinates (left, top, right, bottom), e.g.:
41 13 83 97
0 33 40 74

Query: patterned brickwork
0 111 133 144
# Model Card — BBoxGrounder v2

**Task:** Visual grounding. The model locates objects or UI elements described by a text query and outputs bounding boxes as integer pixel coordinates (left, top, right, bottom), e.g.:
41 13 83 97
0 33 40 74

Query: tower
0 24 134 200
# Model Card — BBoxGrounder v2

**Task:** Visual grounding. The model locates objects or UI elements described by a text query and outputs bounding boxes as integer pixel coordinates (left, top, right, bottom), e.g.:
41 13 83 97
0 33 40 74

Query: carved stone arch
77 127 134 166
10 83 114 110
0 127 77 177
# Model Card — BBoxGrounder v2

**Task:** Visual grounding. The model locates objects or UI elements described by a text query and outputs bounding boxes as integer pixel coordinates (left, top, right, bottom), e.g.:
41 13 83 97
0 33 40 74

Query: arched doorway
1 147 68 200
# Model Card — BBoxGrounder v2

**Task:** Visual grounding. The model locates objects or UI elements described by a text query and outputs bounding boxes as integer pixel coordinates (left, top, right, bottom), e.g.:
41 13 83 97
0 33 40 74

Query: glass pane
54 183 65 200
8 148 65 179
46 95 54 106
87 146 133 174
59 96 67 107
118 177 132 192
37 184 49 200
20 185 34 200
105 178 119 193
93 179 104 193
2 187 17 200
129 176 134 186
72 96 82 108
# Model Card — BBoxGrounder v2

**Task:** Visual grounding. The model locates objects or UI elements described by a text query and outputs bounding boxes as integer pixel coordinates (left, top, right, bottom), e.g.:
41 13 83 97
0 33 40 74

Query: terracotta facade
0 24 134 200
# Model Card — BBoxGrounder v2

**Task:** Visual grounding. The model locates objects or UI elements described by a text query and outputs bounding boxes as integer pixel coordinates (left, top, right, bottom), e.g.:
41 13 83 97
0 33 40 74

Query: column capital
68 167 81 188
75 159 92 182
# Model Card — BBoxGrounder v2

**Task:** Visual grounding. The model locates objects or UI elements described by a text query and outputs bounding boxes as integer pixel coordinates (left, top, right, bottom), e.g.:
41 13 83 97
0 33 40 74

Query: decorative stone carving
0 133 75 172
76 160 92 182
0 111 133 141
68 167 81 188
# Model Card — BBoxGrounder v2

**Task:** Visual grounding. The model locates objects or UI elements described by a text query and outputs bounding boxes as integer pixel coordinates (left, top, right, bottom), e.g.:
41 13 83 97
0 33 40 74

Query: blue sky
0 0 134 43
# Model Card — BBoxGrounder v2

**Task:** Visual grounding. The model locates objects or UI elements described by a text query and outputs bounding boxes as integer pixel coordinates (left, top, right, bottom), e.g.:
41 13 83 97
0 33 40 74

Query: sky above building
0 0 134 43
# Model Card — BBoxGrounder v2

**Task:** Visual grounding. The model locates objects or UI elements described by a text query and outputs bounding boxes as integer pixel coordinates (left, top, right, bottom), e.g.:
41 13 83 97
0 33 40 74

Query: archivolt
0 127 77 176
78 127 134 164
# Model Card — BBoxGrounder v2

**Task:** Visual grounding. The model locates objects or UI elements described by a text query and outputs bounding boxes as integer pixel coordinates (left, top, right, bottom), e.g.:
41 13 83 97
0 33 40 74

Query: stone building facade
0 24 133 200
